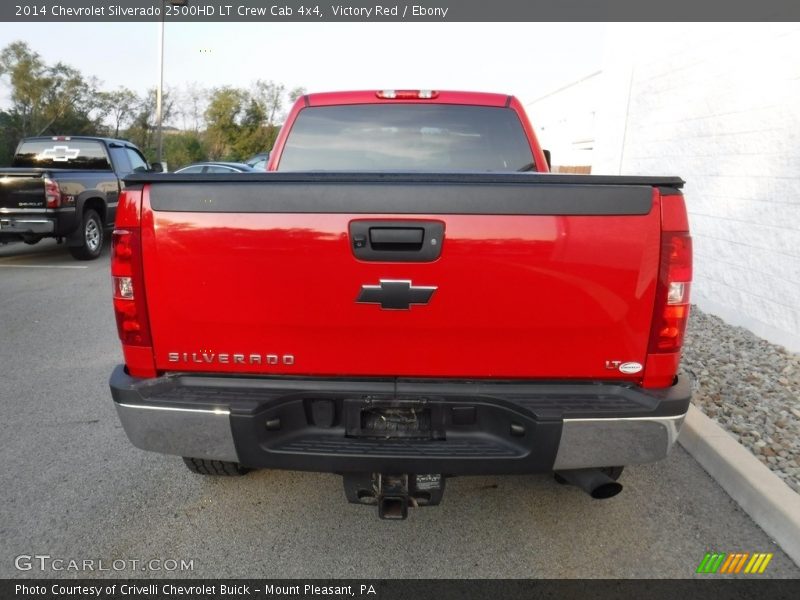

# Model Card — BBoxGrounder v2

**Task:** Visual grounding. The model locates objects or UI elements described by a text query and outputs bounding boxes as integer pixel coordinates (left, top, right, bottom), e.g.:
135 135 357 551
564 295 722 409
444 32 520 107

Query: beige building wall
526 72 600 171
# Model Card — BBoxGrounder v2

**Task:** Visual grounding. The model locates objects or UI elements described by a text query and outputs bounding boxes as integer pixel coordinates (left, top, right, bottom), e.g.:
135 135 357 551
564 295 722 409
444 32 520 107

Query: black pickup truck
0 136 157 260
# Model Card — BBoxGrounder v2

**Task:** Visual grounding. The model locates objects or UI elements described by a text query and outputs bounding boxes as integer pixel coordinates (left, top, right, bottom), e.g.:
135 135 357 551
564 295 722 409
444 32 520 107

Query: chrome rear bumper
115 400 686 469
111 366 690 473
553 414 685 470
114 402 238 462
0 217 55 234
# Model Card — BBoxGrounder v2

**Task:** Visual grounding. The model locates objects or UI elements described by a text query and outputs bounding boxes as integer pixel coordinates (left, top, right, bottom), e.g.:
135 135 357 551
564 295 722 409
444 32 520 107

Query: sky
0 22 607 118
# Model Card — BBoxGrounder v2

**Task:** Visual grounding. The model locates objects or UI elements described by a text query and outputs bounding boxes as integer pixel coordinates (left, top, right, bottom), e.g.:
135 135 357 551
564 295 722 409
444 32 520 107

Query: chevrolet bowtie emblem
356 279 437 310
39 145 81 162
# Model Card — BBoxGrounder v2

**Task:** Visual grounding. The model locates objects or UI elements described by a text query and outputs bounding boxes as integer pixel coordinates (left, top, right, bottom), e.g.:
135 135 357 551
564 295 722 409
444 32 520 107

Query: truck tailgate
139 175 663 380
0 170 46 210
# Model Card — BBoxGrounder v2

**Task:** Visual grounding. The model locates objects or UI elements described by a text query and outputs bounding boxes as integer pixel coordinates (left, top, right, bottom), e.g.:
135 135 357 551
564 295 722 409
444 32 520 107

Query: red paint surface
139 194 662 381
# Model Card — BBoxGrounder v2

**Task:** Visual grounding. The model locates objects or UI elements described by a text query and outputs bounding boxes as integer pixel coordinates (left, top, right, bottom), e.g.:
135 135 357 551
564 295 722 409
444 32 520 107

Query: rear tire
68 209 103 260
182 457 251 476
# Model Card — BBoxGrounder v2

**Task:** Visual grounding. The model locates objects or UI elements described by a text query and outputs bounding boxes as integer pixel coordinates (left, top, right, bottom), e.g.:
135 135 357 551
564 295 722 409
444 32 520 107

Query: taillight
111 229 152 346
44 177 62 208
648 232 693 353
376 89 439 99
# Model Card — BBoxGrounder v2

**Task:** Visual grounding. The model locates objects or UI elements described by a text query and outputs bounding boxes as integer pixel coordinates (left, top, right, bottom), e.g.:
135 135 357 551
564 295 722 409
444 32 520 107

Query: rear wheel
68 209 103 260
182 457 251 476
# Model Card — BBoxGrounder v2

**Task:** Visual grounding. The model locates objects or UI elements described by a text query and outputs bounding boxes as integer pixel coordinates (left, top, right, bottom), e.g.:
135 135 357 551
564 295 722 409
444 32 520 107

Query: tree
35 63 98 135
232 123 278 160
204 86 246 160
0 40 302 168
163 131 207 169
180 82 207 132
126 87 175 160
0 41 48 138
251 80 285 126
288 86 306 104
0 110 16 165
0 42 99 138
220 80 300 159
97 87 138 137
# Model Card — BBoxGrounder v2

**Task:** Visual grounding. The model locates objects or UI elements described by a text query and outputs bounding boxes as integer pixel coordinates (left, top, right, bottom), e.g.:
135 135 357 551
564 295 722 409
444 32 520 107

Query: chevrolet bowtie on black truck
0 136 157 260
109 90 693 519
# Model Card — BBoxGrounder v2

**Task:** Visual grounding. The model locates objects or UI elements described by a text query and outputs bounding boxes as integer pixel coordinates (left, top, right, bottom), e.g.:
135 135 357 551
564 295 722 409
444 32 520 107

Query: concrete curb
679 404 800 566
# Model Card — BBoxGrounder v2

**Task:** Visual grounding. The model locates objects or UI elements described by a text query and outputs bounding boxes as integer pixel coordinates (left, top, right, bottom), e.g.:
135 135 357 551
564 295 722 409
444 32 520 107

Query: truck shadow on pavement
77 448 800 579
0 238 110 263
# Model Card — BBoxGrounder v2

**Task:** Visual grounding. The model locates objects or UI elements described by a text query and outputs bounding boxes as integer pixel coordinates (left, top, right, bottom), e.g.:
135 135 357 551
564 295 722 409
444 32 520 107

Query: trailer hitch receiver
342 472 446 519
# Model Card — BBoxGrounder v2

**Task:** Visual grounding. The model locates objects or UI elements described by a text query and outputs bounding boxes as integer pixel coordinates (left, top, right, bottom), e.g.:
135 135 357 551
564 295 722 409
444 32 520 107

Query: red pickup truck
109 90 692 519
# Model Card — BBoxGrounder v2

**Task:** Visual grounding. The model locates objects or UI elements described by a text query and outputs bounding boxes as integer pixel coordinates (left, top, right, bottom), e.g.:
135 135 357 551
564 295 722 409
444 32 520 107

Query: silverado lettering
167 352 295 365
109 90 693 520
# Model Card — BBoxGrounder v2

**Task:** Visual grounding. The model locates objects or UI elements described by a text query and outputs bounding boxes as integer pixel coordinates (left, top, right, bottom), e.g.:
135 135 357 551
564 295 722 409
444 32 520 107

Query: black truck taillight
111 229 152 346
648 231 693 353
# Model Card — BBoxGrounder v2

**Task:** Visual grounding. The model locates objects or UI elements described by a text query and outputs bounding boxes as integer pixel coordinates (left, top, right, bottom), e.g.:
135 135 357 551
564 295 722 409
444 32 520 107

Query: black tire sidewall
69 209 103 260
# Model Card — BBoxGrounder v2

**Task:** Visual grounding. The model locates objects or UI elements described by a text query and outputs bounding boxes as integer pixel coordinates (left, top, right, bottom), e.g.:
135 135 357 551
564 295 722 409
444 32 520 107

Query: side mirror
543 149 552 170
149 162 164 173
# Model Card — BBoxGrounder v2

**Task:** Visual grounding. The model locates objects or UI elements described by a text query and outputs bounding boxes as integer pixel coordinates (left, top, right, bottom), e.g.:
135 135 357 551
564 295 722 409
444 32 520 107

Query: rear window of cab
277 104 535 172
13 140 111 170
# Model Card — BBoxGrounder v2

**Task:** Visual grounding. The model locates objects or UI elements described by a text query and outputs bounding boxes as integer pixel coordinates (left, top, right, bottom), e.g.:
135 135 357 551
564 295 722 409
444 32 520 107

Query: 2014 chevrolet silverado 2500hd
109 90 693 519
0 136 157 260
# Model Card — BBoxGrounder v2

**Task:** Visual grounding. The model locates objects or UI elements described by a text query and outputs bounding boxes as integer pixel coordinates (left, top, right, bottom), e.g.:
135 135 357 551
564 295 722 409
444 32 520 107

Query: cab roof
305 90 513 108
20 136 138 148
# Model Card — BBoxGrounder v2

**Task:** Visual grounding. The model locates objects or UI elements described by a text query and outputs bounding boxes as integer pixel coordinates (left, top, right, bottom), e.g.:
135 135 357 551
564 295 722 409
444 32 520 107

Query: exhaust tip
590 481 623 500
555 468 624 500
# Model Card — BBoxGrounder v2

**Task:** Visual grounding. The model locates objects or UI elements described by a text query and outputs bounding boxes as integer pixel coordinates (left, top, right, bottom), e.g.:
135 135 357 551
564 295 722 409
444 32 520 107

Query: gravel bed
682 306 800 493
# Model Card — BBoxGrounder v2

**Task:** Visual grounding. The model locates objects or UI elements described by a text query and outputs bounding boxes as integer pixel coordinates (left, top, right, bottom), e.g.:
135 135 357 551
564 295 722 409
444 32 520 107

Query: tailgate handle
369 227 424 249
350 220 444 262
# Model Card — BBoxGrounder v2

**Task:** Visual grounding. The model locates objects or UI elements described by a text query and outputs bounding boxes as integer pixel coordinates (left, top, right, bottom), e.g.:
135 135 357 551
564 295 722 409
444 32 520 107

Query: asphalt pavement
1 239 798 578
